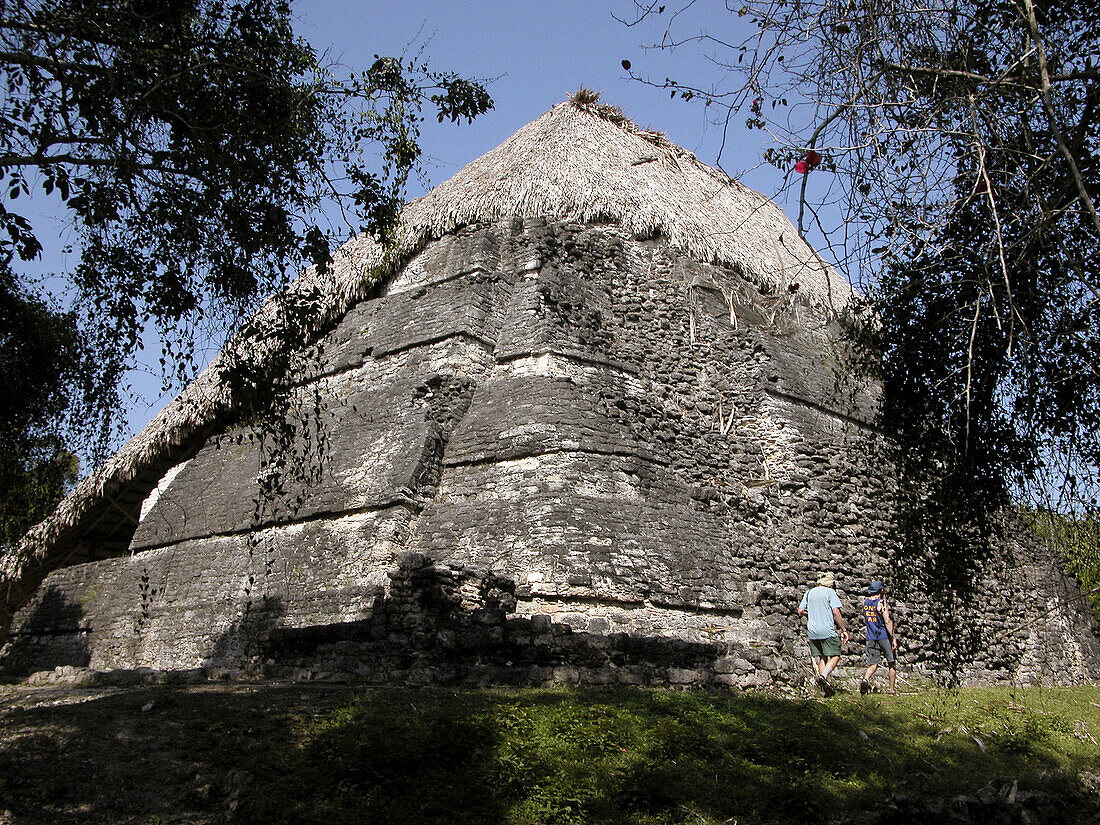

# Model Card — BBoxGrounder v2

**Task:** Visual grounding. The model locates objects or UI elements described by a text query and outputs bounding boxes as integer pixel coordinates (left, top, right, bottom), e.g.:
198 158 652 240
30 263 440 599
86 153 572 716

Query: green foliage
869 0 1100 593
0 274 82 546
1030 510 1100 623
0 438 78 548
0 0 491 533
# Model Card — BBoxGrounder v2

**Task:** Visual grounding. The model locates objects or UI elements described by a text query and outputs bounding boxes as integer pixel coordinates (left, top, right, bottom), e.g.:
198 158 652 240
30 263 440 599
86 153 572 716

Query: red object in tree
621 59 631 71
794 149 821 175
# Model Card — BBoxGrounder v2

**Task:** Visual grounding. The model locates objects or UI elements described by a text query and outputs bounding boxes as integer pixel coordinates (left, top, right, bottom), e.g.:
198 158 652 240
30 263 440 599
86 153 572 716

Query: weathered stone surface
3 218 1098 688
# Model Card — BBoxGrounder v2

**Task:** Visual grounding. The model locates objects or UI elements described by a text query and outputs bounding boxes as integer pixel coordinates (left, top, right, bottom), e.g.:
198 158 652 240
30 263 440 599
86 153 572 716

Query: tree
621 0 1100 553
1030 509 1100 623
0 0 492 527
0 278 81 548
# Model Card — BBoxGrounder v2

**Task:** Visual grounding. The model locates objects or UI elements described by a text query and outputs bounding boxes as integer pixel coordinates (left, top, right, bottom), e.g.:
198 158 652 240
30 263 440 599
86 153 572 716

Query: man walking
859 580 897 694
798 572 849 696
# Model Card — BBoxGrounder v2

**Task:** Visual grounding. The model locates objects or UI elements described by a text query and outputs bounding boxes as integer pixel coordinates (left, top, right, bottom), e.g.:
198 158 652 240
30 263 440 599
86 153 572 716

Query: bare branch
0 49 110 76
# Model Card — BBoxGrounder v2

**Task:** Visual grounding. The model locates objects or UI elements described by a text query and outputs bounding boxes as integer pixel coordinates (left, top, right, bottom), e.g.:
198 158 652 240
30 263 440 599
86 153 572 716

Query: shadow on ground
0 684 1097 824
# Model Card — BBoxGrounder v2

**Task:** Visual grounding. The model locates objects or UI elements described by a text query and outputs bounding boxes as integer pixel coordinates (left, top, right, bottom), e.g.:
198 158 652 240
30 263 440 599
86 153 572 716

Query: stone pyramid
4 98 1098 686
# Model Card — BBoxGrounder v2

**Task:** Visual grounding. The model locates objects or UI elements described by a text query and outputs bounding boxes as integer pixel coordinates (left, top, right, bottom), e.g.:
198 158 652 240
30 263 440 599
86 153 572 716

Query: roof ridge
566 89 702 165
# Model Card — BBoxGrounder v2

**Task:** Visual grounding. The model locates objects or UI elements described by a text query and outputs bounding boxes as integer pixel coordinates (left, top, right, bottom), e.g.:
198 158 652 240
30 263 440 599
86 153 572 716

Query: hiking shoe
859 680 870 695
817 675 834 697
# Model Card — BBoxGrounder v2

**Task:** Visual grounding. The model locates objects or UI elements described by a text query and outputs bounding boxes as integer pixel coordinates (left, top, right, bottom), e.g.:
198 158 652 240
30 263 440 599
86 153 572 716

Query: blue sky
295 0 771 195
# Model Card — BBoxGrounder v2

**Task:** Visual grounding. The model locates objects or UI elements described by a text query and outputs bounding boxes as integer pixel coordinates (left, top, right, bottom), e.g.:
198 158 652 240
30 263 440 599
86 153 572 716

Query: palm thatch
0 96 852 629
399 94 850 309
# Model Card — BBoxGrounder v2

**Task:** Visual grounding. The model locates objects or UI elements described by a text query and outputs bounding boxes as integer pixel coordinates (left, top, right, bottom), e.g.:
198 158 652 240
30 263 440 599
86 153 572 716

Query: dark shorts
866 637 895 665
809 636 841 659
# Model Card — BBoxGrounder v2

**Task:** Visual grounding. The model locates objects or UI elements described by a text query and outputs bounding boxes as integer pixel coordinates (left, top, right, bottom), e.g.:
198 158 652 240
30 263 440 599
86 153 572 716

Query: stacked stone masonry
5 218 1099 687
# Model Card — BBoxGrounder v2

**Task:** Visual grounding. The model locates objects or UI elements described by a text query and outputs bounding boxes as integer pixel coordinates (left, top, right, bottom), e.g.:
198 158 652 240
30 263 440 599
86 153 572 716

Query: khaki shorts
809 636 841 659
865 637 896 665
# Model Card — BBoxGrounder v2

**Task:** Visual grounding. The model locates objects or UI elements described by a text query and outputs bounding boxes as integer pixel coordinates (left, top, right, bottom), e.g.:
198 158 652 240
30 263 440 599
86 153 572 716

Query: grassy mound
1 683 1098 823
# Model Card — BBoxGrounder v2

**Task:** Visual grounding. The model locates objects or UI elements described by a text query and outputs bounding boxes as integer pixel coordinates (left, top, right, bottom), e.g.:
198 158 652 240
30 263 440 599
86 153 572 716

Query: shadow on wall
0 585 91 679
205 594 287 674
257 551 766 687
259 550 522 678
887 510 1100 686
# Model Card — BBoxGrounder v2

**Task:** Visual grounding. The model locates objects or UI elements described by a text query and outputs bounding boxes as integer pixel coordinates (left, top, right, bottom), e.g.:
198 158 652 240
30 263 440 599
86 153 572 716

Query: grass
236 684 1100 824
2 682 1100 824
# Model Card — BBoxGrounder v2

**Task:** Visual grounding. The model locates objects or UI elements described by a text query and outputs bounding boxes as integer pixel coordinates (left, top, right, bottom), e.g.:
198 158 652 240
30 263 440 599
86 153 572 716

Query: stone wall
263 552 776 688
4 218 1098 687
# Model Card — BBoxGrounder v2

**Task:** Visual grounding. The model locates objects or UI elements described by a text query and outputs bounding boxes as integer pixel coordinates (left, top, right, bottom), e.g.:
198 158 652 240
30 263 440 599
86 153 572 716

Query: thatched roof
0 96 851 628
398 96 849 308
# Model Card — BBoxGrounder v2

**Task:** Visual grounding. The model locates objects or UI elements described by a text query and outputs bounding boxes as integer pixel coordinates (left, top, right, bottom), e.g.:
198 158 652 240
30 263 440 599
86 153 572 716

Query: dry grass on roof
569 87 677 152
398 96 850 311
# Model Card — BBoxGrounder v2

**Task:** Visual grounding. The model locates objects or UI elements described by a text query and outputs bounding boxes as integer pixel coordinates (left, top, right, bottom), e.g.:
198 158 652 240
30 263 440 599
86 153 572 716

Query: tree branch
0 49 110 76
1022 0 1100 303
0 151 189 178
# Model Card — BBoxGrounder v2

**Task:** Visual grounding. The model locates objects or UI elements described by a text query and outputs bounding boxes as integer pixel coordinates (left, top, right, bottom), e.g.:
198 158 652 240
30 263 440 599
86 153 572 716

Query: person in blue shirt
859 580 898 694
797 572 849 696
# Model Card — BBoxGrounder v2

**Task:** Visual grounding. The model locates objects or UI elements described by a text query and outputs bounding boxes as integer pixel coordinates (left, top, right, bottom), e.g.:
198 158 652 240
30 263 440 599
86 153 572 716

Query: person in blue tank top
859 580 898 694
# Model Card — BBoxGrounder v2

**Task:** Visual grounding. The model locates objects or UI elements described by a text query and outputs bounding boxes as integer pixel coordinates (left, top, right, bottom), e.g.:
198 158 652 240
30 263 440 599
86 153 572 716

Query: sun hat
817 572 836 587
